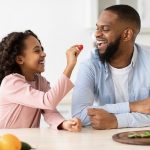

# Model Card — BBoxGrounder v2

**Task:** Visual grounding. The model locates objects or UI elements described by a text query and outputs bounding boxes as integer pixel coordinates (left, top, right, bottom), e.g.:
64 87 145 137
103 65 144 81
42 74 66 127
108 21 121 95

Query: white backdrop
0 0 94 85
0 0 150 85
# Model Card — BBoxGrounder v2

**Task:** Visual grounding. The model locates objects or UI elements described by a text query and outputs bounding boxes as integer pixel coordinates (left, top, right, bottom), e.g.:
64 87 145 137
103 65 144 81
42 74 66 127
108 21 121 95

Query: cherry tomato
77 45 83 51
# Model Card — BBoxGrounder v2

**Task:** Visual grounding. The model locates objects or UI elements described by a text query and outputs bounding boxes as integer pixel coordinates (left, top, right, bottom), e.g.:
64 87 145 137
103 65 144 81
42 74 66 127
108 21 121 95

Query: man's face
99 36 121 63
95 10 124 62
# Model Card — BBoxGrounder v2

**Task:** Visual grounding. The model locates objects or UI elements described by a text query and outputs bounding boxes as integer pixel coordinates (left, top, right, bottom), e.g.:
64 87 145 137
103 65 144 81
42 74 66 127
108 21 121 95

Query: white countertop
0 127 150 150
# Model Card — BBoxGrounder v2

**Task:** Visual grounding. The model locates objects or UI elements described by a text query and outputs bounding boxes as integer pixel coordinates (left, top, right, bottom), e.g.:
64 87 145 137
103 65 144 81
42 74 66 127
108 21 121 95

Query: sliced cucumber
128 132 150 138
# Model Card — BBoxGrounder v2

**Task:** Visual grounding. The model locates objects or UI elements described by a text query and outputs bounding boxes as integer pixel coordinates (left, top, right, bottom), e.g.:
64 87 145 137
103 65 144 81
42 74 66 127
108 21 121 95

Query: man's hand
60 118 82 132
87 108 118 130
130 98 150 114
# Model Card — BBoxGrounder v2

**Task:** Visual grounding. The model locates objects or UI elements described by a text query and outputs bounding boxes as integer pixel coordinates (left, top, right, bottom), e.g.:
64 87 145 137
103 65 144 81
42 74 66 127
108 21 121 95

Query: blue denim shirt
72 44 150 128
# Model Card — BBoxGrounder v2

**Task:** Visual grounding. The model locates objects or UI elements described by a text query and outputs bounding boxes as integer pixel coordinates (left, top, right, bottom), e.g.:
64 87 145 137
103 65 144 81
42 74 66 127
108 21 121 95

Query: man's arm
72 62 130 126
87 108 118 129
130 98 150 114
87 99 150 129
87 100 150 129
87 107 150 129
114 98 150 128
72 62 150 128
116 112 150 128
72 62 95 126
91 98 150 116
115 98 150 127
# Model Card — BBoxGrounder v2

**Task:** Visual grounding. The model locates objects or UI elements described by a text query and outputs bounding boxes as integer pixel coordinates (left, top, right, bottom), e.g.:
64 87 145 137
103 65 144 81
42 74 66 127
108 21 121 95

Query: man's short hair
105 4 141 31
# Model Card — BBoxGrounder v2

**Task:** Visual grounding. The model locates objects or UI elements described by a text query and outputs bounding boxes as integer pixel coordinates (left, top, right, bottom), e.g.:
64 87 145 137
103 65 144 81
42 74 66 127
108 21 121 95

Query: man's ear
122 28 134 41
16 55 24 65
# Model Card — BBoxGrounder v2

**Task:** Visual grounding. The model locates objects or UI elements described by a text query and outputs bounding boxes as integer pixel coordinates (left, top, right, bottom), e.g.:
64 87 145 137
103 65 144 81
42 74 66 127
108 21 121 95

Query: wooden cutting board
112 130 150 145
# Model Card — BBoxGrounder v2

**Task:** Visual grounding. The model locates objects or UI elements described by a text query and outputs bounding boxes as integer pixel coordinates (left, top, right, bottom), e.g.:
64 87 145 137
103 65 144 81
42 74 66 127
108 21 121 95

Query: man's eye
103 28 109 31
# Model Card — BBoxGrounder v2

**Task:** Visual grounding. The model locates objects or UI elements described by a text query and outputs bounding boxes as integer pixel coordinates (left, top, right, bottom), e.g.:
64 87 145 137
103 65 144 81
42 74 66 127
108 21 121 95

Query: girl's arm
0 73 73 110
42 109 82 131
63 45 82 78
0 45 82 110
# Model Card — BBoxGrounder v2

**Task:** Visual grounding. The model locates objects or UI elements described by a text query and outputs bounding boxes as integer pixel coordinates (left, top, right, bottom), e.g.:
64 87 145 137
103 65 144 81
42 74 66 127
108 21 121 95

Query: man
72 4 150 130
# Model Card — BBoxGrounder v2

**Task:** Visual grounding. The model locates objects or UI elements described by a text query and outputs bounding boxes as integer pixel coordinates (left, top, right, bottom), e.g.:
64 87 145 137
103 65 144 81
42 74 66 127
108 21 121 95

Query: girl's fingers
71 124 81 132
68 119 77 125
72 117 81 123
70 45 83 54
70 44 83 50
69 118 82 132
64 118 82 132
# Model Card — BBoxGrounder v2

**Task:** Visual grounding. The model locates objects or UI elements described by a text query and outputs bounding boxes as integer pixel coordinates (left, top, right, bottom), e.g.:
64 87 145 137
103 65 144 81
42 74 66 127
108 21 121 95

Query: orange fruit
0 133 21 150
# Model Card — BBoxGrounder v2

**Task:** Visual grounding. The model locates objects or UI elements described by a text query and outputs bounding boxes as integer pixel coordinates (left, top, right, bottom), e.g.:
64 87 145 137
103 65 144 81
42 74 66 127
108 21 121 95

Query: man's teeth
97 41 107 44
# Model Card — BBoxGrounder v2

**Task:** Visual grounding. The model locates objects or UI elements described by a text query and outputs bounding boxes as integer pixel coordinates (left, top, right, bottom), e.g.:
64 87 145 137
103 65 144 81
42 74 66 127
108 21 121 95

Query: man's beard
98 37 121 63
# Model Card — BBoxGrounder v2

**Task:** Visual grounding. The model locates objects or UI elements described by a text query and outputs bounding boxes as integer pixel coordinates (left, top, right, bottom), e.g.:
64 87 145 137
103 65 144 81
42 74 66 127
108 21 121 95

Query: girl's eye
34 49 43 53
35 49 40 52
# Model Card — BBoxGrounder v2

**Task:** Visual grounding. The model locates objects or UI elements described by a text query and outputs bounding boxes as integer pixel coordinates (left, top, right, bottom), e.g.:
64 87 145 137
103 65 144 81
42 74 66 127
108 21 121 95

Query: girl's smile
16 35 46 81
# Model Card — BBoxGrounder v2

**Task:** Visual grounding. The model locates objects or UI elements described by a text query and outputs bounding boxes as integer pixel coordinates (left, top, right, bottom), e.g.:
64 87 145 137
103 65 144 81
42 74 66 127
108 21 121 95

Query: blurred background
0 0 150 127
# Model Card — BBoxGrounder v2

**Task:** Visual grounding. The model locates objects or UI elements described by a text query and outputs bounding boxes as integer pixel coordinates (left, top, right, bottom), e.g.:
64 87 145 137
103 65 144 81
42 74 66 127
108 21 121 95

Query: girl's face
16 35 46 77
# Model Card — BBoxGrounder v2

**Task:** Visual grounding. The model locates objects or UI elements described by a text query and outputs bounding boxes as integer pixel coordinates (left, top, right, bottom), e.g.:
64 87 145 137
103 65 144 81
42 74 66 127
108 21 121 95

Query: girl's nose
42 51 46 57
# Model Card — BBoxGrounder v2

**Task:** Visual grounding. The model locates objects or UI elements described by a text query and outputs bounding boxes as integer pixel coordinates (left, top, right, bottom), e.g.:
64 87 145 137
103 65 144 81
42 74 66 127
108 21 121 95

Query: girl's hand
63 45 83 78
66 45 83 68
61 118 82 132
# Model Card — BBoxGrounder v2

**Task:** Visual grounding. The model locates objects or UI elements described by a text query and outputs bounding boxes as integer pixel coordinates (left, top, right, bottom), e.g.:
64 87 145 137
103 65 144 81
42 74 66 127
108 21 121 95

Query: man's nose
95 29 103 38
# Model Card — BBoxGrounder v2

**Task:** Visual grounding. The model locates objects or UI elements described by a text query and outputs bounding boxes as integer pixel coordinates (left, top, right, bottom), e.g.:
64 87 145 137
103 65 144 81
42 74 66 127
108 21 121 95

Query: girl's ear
121 28 134 41
16 55 24 65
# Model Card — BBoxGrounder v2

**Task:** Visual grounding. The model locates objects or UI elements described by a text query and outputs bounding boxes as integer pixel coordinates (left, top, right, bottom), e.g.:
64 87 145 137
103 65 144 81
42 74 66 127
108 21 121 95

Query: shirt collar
131 44 138 67
104 44 138 79
93 44 138 77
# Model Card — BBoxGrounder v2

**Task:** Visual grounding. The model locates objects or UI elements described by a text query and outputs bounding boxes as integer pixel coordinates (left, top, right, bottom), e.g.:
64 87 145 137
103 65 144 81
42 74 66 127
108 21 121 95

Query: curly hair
0 30 42 84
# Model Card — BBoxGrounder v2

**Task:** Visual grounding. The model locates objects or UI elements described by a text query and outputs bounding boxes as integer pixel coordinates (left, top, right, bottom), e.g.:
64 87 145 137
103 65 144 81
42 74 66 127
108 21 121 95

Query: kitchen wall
0 0 150 127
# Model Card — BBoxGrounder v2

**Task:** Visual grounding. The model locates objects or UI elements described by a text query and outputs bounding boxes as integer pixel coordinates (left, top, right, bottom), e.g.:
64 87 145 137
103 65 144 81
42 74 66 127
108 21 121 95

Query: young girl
0 30 82 131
